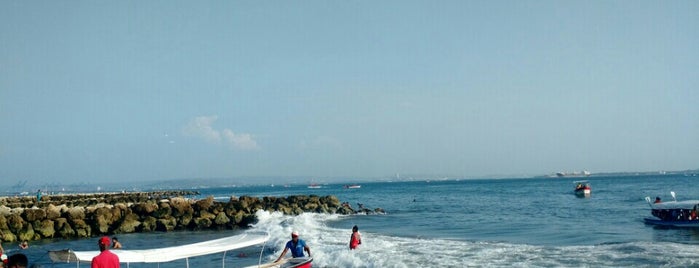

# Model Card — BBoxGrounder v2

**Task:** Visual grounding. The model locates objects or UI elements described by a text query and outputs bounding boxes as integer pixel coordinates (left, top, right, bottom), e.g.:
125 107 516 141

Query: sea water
8 174 699 267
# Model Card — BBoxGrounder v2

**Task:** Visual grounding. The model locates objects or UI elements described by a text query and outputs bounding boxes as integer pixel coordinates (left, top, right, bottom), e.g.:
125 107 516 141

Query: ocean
7 174 699 267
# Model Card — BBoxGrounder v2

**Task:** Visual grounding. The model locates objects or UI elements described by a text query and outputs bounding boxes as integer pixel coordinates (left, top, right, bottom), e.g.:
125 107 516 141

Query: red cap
99 236 111 245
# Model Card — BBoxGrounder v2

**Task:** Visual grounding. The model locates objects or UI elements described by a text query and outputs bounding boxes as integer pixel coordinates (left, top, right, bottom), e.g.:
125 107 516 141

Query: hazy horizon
2 1 697 186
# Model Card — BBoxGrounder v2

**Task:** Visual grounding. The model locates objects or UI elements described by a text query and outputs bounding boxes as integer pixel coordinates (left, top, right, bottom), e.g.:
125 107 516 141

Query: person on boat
6 253 28 268
655 197 662 203
274 231 311 263
111 237 122 249
349 225 362 250
91 236 120 268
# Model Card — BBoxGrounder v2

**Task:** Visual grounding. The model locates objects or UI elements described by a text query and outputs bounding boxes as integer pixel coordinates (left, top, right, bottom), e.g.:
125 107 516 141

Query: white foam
247 211 699 267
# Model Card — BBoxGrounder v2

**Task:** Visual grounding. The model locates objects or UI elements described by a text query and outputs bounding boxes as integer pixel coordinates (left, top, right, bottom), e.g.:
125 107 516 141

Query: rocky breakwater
0 191 384 242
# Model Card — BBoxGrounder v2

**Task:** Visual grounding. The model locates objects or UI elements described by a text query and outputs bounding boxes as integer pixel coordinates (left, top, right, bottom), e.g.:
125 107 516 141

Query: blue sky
1 1 697 186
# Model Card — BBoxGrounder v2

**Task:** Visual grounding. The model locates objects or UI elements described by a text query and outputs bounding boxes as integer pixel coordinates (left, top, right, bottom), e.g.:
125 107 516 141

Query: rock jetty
0 191 384 242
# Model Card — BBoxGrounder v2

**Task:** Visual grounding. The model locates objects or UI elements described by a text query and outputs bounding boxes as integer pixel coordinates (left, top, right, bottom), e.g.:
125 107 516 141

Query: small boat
307 184 321 189
644 192 699 227
573 180 591 197
343 184 361 189
48 233 269 267
244 257 313 268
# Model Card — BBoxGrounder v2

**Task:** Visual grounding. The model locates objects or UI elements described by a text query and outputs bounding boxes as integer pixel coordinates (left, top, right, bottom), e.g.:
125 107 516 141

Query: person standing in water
275 231 311 262
349 225 362 250
111 237 122 249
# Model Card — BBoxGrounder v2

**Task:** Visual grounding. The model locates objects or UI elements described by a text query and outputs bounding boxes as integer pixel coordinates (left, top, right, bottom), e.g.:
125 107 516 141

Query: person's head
656 197 661 201
7 253 28 268
352 225 358 232
291 231 299 241
112 237 119 242
98 236 111 251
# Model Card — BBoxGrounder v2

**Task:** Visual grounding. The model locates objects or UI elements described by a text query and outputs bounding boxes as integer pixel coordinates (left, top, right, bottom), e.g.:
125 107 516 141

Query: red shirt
350 232 361 249
91 250 120 268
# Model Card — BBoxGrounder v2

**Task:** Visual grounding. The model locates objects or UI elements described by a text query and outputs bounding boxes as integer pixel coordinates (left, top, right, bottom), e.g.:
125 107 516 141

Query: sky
1 1 697 186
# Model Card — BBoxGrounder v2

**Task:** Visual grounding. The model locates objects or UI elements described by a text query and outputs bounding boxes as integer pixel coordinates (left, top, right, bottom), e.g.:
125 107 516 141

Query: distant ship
556 170 591 178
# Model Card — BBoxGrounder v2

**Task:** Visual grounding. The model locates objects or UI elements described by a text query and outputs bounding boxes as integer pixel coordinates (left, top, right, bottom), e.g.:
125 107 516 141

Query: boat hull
644 218 699 228
575 189 591 196
245 257 312 268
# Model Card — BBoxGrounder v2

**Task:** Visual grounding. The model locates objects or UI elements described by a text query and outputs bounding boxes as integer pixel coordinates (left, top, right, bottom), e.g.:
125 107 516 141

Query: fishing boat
244 257 313 268
307 184 321 189
48 233 269 267
644 192 699 227
343 184 361 189
573 180 591 197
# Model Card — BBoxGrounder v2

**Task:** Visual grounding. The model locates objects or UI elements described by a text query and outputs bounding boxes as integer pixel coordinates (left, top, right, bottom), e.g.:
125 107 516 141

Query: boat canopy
651 200 699 210
50 232 269 264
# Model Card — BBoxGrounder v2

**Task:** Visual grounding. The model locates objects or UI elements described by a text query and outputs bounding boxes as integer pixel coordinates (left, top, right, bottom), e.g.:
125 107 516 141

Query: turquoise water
9 174 699 267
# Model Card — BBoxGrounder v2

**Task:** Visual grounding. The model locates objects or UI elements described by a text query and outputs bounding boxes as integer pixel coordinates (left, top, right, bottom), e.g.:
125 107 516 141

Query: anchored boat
49 233 270 267
644 192 699 227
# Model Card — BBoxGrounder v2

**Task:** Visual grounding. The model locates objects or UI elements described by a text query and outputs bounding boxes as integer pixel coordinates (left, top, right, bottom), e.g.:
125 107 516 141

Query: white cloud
183 116 258 151
183 116 221 143
222 129 258 150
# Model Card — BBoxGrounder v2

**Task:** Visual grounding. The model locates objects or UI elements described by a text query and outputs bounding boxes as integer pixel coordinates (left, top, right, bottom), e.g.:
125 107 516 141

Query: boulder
1 231 17 242
57 222 75 239
71 219 91 238
170 197 193 217
34 219 55 238
0 214 8 230
177 213 193 229
46 204 62 220
156 216 177 232
192 217 212 229
7 214 25 232
0 205 11 217
132 202 158 215
116 216 141 234
66 207 85 220
140 216 157 232
214 212 230 225
194 196 214 211
94 207 116 234
18 223 35 241
153 202 172 218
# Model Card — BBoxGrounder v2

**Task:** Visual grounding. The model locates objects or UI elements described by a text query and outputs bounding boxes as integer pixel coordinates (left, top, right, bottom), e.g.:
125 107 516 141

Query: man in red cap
274 231 311 263
91 236 120 268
